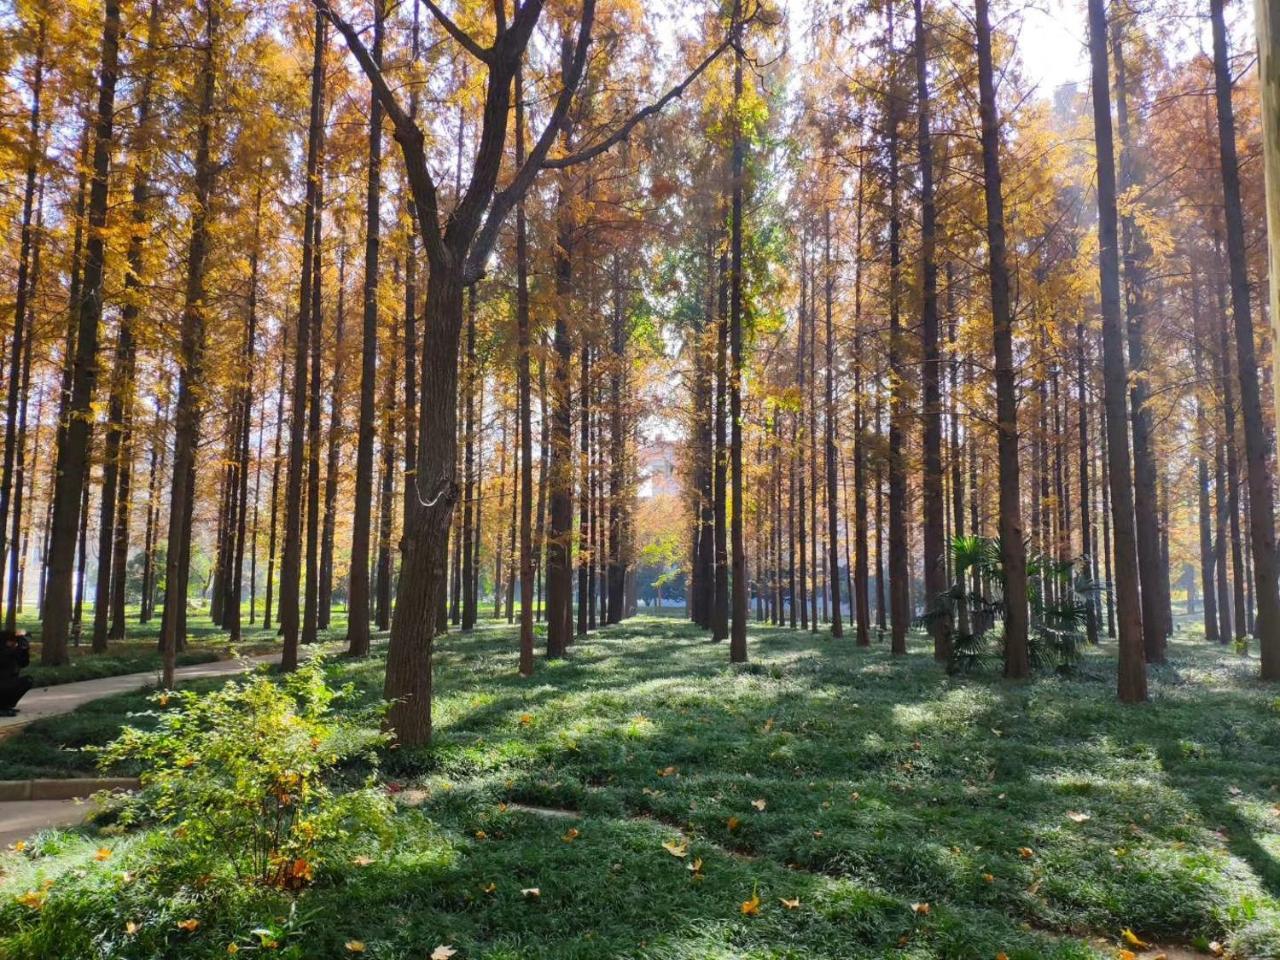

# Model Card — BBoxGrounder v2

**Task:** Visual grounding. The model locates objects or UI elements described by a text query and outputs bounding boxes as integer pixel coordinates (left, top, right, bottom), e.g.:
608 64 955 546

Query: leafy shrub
95 659 393 888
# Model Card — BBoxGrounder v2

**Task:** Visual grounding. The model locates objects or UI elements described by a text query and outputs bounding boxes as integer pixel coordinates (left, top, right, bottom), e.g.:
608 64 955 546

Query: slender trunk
976 0 1031 679
728 8 748 663
41 2 121 665
303 150 325 645
318 247 346 631
160 0 217 686
823 208 842 638
515 67 535 671
713 245 730 641
264 340 286 630
1210 0 1280 675
1086 0 1147 700
279 13 326 669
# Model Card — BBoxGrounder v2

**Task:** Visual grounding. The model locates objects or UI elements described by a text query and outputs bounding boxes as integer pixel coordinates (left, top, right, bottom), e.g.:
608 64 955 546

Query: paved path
0 800 89 847
0 654 279 737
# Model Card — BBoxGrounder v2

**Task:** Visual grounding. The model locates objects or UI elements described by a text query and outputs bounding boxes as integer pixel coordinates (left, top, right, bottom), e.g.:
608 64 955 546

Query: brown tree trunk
318 246 346 631
41 1 121 666
1085 0 1147 700
976 0 1031 679
728 5 748 663
1210 0 1280 676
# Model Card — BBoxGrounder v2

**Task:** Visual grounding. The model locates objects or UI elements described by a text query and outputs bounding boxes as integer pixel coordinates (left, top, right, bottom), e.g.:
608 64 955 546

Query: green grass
4 616 1280 958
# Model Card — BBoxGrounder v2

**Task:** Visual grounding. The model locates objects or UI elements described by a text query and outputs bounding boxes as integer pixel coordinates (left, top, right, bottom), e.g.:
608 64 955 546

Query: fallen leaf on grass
752 799 767 811
1066 811 1091 823
482 882 496 894
657 765 678 778
176 919 200 932
1209 942 1224 957
1120 928 1148 949
662 839 688 857
1116 951 1137 960
562 828 580 843
1017 847 1035 859
779 897 800 909
911 902 930 915
982 873 995 883
93 847 112 862
431 947 457 960
344 941 365 953
352 855 374 867
125 921 139 935
522 887 540 898
519 714 533 726
727 816 741 831
740 893 761 916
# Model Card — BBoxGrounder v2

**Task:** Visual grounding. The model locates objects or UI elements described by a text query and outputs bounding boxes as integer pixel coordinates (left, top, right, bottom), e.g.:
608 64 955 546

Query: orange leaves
740 892 761 916
561 827 581 843
910 902 930 915
657 765 679 778
93 847 112 862
15 888 47 910
1017 847 1035 859
518 713 534 727
1120 928 1149 949
176 918 201 932
727 816 742 832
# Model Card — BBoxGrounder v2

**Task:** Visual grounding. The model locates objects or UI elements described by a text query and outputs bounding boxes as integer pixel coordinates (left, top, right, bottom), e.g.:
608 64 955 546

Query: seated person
0 629 32 717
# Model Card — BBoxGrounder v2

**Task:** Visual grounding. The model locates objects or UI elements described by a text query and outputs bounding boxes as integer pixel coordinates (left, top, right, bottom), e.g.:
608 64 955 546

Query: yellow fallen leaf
431 947 457 960
474 830 487 840
482 882 497 894
1067 811 1091 823
752 798 767 811
1121 928 1149 949
16 889 46 910
521 887 540 898
94 847 112 862
779 897 800 909
1017 847 1035 859
345 941 365 954
658 765 678 778
740 892 761 916
11 841 25 852
982 872 995 883
996 954 1009 960
687 857 704 873
911 902 930 915
562 828 580 843
227 945 239 955
1116 951 1137 960
662 839 688 857
727 816 741 831
519 713 533 726
176 919 200 932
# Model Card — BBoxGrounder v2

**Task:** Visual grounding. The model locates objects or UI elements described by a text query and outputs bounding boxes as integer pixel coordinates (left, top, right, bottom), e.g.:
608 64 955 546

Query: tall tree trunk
607 258 627 623
280 12 326 669
1258 0 1280 433
264 340 286 630
41 1 121 665
975 0 1031 679
823 207 843 639
160 0 217 686
577 343 590 635
1085 0 1147 700
515 67 535 672
728 5 748 663
713 245 730 641
885 3 909 654
546 192 574 657
303 152 326 645
318 247 346 631
1076 320 1099 646
1111 21 1167 661
461 285 478 631
1210 0 1280 676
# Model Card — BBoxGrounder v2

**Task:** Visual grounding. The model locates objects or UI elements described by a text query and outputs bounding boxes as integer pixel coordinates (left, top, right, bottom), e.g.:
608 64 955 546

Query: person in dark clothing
0 629 32 716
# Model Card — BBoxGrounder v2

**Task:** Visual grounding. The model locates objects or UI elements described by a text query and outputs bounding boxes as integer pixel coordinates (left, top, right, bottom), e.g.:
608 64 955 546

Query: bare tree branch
543 33 734 170
314 0 447 265
416 0 491 63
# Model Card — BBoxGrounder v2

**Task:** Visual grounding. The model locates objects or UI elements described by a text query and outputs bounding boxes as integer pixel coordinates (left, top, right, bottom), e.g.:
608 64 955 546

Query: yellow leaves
290 857 314 884
344 941 366 953
11 840 26 853
996 954 1009 960
740 892 761 916
1116 951 1138 960
1066 811 1091 824
431 948 457 960
482 882 497 894
474 830 488 841
687 857 704 882
662 839 688 858
177 918 201 932
16 888 46 910
125 920 140 935
1120 928 1148 949
227 945 239 955
911 902 930 915
94 847 112 862
521 887 541 899
982 872 995 884
751 798 767 812
561 828 580 843
727 816 741 832
657 765 679 778
518 713 533 727
1017 847 1035 859
779 896 800 909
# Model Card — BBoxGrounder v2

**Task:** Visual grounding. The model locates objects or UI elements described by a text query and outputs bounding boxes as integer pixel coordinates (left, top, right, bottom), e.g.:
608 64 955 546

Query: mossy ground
3 615 1279 958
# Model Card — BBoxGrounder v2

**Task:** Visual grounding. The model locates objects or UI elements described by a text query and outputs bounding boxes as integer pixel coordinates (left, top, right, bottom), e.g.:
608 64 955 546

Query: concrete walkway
0 653 280 738
0 799 91 847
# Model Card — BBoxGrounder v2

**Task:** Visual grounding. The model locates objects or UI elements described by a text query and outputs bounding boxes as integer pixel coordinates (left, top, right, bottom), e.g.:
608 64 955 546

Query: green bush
94 659 393 888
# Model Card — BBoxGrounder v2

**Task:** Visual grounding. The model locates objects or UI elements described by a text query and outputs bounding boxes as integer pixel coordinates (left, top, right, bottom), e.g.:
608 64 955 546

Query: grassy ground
15 608 285 687
3 616 1280 958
